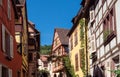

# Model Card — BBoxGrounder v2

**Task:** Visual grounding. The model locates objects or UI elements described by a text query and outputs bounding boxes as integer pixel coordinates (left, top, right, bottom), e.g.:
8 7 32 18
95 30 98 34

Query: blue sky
26 0 82 46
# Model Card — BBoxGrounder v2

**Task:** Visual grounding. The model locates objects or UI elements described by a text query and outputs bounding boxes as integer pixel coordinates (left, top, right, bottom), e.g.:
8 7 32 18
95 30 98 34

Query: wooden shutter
0 64 2 77
10 35 14 58
91 34 96 52
9 69 12 77
2 24 5 52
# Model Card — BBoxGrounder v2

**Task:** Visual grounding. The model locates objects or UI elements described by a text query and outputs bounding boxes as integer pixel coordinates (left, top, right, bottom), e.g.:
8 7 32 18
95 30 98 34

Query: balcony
53 64 64 73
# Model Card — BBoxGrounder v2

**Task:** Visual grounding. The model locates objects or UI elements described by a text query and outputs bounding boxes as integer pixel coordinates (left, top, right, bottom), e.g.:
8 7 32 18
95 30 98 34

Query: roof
55 28 69 45
67 7 84 37
67 0 92 37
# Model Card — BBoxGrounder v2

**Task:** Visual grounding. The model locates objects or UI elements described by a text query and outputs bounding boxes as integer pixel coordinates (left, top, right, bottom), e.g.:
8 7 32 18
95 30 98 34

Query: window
28 53 33 62
79 48 85 67
44 62 48 67
8 0 11 20
64 46 69 53
91 34 96 52
103 8 116 45
0 64 12 77
15 32 22 54
0 0 2 5
91 52 97 64
2 24 13 59
74 31 78 46
17 71 21 77
75 54 79 71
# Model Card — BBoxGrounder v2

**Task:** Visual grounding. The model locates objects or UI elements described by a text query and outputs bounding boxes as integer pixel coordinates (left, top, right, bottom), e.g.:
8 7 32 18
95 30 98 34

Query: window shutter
0 64 2 77
9 69 12 77
90 6 95 23
2 24 5 52
91 34 96 52
10 35 14 58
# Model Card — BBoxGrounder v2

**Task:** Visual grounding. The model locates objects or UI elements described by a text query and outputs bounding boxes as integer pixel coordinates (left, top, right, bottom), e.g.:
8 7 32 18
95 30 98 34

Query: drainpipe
85 19 88 77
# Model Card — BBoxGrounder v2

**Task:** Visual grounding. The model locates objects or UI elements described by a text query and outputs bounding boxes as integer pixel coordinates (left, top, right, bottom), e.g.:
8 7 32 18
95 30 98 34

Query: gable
52 31 61 51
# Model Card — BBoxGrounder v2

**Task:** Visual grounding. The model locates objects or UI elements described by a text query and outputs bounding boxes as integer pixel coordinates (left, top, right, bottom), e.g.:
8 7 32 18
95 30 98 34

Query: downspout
85 19 88 77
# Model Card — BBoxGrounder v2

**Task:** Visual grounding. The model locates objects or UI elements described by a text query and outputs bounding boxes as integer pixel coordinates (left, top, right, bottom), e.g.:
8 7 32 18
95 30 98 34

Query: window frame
2 24 14 59
0 65 12 77
74 31 78 46
103 7 116 45
75 54 79 71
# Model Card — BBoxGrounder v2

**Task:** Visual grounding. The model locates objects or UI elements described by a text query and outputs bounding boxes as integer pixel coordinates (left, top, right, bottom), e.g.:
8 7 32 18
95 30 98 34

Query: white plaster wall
107 0 112 7
96 28 99 38
105 59 111 77
99 23 103 33
97 49 100 59
103 2 107 15
96 15 99 26
99 8 102 22
100 33 103 45
110 38 116 49
105 44 110 53
90 67 93 77
95 3 98 16
100 46 104 57
115 0 120 44
97 38 99 48
99 0 102 8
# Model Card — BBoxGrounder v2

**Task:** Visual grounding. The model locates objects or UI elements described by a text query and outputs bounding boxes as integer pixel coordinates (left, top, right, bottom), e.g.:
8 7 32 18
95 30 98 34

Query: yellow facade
69 21 87 77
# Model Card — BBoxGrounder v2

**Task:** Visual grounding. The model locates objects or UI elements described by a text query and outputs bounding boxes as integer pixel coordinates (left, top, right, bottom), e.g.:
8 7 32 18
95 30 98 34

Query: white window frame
2 24 5 52
2 24 14 59
9 69 12 77
10 35 14 58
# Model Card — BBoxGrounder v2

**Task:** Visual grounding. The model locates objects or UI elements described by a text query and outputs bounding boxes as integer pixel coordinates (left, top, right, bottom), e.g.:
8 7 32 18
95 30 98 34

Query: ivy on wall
62 56 76 77
79 18 86 77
